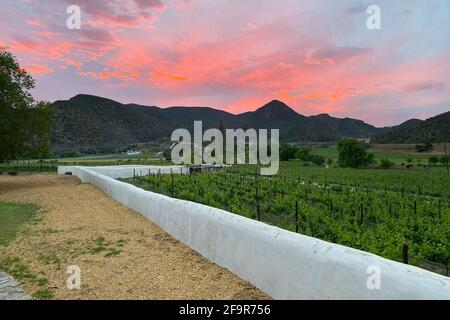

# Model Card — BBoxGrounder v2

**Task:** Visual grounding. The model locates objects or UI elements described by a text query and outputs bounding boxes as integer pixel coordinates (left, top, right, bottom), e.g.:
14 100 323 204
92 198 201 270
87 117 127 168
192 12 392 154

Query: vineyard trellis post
171 168 174 197
152 172 155 188
403 243 409 264
158 169 161 191
360 203 364 225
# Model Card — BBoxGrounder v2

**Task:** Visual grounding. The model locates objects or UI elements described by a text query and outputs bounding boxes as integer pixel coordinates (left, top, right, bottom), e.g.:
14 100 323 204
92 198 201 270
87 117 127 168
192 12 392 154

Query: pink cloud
25 64 54 75
25 18 41 26
133 0 166 10
304 46 373 65
401 81 445 93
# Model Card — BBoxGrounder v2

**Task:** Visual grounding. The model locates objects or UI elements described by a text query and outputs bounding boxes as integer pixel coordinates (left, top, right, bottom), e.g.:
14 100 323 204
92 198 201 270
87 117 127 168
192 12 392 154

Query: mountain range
372 112 450 144
50 94 449 154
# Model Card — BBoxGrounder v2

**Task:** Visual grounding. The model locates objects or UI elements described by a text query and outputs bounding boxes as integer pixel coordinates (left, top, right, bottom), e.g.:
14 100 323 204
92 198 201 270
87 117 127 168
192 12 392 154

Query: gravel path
0 174 270 300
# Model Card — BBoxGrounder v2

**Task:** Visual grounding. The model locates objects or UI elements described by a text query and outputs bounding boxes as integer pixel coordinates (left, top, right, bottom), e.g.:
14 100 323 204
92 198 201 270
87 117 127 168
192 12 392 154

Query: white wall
59 165 450 300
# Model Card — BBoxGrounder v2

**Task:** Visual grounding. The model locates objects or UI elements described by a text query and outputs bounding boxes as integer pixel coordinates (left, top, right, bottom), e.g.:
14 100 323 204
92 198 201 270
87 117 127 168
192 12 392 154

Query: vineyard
123 163 450 276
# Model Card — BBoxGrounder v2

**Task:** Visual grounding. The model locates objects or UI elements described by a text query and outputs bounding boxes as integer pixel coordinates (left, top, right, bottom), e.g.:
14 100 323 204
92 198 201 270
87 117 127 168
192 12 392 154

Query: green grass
310 145 443 165
85 236 125 257
32 289 54 300
0 202 39 246
0 204 55 300
39 253 60 265
0 257 37 282
105 248 122 257
0 256 55 300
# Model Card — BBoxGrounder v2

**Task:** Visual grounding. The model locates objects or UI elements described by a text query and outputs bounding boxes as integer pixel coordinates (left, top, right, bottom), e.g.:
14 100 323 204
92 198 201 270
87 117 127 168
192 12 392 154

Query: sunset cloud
0 0 449 126
25 64 55 75
401 81 445 93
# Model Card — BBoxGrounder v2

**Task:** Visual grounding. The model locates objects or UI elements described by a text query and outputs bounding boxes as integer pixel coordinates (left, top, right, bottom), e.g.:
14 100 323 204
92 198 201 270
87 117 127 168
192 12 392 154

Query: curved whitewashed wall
59 165 450 300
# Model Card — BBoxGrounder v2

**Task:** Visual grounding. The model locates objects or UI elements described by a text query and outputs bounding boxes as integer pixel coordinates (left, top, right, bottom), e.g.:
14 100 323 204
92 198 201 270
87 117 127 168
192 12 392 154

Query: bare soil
0 174 270 300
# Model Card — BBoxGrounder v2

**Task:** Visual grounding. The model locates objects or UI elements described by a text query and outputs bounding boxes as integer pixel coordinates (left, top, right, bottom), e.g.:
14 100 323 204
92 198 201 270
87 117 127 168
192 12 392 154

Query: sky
1 0 449 126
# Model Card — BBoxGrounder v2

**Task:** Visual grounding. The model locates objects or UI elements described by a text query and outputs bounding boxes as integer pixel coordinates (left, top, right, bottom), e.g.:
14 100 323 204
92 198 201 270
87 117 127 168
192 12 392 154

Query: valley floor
0 174 269 300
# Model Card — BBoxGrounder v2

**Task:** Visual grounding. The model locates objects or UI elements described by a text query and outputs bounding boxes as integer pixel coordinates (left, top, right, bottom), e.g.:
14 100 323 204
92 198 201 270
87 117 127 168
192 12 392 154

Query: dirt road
0 174 269 300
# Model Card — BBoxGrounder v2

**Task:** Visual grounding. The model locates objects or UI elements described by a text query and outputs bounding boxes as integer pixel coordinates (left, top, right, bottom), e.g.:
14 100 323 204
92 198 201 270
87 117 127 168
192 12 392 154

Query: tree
337 139 373 168
295 146 311 161
0 48 54 161
280 143 297 161
428 156 439 166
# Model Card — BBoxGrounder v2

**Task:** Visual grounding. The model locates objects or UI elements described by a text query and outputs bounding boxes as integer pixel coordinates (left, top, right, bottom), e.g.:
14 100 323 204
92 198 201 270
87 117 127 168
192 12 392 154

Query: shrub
295 146 311 161
310 155 325 166
379 159 394 169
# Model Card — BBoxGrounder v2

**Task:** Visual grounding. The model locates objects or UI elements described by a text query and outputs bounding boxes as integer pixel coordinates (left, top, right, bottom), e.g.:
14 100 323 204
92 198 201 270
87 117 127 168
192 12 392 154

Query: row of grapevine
124 164 449 276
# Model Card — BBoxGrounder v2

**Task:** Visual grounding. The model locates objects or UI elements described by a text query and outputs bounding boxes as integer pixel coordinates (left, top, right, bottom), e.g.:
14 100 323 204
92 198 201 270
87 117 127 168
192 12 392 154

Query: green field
1 142 446 173
310 145 443 165
124 163 450 276
0 202 38 246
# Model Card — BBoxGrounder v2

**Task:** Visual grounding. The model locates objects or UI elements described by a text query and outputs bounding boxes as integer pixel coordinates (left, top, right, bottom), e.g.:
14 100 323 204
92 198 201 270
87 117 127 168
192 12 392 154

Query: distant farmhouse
126 150 142 156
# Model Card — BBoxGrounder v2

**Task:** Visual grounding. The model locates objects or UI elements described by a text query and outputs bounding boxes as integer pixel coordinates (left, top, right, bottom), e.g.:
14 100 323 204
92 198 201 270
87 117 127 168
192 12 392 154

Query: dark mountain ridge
372 112 450 144
50 94 446 154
